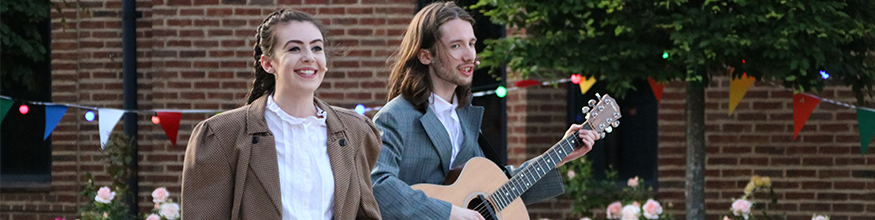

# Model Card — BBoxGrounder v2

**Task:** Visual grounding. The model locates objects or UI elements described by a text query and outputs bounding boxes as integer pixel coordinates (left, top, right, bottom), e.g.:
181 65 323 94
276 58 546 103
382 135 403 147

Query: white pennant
98 108 125 148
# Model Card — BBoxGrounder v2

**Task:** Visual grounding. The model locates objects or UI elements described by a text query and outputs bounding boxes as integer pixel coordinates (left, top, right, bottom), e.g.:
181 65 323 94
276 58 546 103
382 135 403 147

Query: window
1 0 53 189
568 79 660 189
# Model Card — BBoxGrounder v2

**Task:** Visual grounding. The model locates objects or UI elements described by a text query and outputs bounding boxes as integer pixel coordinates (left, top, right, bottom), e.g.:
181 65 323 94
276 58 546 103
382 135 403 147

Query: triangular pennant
728 72 756 115
856 107 875 155
43 105 68 140
156 111 182 146
793 93 821 139
98 108 126 148
647 77 666 103
579 76 598 94
514 79 540 88
0 99 13 125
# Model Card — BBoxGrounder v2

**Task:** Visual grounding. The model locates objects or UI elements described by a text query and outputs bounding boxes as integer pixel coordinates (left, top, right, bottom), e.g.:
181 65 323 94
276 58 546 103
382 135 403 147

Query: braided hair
246 9 328 104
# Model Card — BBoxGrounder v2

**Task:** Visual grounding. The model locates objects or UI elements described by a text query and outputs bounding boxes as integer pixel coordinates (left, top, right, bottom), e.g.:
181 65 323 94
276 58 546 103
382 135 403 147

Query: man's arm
370 113 453 220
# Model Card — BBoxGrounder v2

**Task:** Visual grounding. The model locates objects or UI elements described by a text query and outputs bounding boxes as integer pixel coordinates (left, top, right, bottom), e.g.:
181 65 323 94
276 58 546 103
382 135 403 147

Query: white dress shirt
429 93 464 169
265 95 334 220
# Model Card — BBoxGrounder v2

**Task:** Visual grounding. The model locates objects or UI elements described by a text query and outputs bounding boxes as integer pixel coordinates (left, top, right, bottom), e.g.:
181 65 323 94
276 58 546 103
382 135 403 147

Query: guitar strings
467 131 584 218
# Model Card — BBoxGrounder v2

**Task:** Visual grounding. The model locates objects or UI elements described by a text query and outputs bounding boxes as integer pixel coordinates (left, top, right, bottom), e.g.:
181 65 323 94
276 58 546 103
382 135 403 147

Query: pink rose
724 216 731 220
146 214 161 220
567 170 576 179
632 201 640 208
621 205 641 220
159 202 180 220
811 214 829 220
628 176 639 187
94 186 116 204
580 218 592 220
642 199 663 219
152 187 169 203
606 201 623 219
731 199 752 219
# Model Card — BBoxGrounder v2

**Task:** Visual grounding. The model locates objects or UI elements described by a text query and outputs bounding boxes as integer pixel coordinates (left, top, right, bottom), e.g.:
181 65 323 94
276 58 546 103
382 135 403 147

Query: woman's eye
469 42 475 47
288 47 300 52
450 44 460 49
313 46 323 52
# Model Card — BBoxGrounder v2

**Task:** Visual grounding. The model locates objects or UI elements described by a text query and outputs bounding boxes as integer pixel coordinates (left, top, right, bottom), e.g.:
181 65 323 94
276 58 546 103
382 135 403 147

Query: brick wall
2 0 874 219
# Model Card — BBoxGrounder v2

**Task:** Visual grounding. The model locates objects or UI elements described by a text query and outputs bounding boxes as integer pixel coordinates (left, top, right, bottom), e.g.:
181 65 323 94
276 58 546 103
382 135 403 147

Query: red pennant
156 112 183 146
647 77 666 103
514 79 540 88
793 93 821 139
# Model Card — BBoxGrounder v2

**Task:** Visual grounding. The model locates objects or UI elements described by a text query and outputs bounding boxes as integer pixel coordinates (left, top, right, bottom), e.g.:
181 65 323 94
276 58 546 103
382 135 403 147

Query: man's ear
260 55 275 73
417 48 433 65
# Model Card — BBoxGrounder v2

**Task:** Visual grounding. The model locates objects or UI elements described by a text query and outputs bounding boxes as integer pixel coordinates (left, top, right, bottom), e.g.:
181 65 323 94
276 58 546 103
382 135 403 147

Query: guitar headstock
581 93 622 139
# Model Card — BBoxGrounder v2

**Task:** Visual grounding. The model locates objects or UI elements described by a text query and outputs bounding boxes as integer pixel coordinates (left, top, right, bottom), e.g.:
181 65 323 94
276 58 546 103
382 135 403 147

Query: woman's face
261 21 327 96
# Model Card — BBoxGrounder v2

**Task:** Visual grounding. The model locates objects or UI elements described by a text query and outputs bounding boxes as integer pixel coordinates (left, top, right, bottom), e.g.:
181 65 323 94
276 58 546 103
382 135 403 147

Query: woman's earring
322 67 328 73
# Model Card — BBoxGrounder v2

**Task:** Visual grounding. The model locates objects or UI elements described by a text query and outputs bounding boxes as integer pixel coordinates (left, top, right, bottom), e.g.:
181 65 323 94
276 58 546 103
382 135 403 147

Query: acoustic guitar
411 94 622 220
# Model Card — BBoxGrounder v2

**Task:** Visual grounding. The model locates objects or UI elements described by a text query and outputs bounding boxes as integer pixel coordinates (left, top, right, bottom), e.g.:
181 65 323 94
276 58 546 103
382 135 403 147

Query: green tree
1 0 51 91
473 0 875 219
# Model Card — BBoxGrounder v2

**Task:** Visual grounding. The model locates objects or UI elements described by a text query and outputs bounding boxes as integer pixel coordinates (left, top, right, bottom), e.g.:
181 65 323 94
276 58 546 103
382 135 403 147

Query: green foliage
559 156 672 219
473 0 875 103
0 0 50 91
79 133 135 220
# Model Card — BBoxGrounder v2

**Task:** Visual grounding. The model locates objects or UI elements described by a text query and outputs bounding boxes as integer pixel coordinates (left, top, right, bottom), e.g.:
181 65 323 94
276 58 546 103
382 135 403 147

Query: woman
181 9 381 220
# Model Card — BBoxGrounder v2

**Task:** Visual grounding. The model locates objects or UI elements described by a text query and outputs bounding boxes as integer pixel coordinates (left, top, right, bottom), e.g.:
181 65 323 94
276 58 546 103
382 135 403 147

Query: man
370 2 601 220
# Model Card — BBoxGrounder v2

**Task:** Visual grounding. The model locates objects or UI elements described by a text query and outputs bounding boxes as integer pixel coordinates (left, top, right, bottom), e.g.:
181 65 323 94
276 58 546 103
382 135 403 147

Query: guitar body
411 157 529 220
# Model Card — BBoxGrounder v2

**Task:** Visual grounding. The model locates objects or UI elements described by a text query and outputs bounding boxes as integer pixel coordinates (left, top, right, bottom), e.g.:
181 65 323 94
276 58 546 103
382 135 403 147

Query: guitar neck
488 124 591 211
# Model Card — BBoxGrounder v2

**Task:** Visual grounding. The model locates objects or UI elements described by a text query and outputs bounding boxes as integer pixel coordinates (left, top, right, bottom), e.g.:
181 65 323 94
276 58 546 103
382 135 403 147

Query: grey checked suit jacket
370 96 565 220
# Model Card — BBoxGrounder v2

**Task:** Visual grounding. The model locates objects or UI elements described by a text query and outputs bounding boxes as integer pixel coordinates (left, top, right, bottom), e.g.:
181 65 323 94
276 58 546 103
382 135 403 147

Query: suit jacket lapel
244 96 283 215
452 105 484 168
316 99 354 220
420 107 453 174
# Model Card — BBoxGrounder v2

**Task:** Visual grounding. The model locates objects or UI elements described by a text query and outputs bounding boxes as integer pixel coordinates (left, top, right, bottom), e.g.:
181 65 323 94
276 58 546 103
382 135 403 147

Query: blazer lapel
244 96 283 216
316 99 354 220
419 107 454 174
451 105 484 168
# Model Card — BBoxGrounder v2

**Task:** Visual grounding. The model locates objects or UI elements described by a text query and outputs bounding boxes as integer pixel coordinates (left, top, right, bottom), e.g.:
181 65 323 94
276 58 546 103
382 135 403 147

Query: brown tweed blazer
181 96 382 220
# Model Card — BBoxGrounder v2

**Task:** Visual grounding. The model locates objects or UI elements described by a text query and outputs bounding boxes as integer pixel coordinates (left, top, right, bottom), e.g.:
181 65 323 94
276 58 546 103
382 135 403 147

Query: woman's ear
260 55 275 73
417 48 433 65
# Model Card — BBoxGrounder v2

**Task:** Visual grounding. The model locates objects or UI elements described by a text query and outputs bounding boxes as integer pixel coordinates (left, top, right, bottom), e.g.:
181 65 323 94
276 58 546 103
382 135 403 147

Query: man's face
429 18 477 87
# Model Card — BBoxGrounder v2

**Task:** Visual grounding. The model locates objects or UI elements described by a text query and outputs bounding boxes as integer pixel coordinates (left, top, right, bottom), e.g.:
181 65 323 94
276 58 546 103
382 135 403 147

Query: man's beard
431 54 470 87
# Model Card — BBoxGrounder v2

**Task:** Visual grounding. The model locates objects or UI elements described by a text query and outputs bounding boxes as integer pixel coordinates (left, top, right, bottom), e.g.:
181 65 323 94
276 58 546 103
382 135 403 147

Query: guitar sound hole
467 195 498 220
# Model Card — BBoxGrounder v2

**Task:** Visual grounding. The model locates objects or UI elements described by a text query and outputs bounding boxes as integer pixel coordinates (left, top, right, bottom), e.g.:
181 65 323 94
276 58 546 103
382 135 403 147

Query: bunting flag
156 112 182 146
728 73 756 115
0 99 12 125
793 93 821 139
579 76 598 94
857 108 875 155
647 77 666 103
43 105 68 140
98 108 125 148
514 79 540 87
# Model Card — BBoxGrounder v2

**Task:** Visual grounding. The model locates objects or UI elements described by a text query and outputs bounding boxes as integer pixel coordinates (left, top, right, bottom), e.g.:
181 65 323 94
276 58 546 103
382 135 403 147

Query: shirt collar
429 93 458 114
266 95 326 124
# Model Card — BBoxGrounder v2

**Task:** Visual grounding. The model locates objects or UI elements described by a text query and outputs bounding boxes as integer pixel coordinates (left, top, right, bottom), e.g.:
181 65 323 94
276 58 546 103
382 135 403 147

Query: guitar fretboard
488 124 591 210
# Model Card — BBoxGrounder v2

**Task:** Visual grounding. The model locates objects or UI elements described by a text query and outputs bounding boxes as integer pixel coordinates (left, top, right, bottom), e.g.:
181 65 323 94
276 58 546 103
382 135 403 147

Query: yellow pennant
729 72 756 115
579 76 597 94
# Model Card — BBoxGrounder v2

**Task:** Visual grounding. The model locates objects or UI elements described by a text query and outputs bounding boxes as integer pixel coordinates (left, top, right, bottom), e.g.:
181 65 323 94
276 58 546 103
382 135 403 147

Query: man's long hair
386 1 475 112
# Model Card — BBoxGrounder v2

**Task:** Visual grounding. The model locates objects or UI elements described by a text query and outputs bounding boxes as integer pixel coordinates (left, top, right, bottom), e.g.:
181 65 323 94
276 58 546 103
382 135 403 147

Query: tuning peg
613 112 621 119
611 120 620 128
606 126 613 133
595 93 602 100
600 132 606 139
587 99 597 107
581 106 591 113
